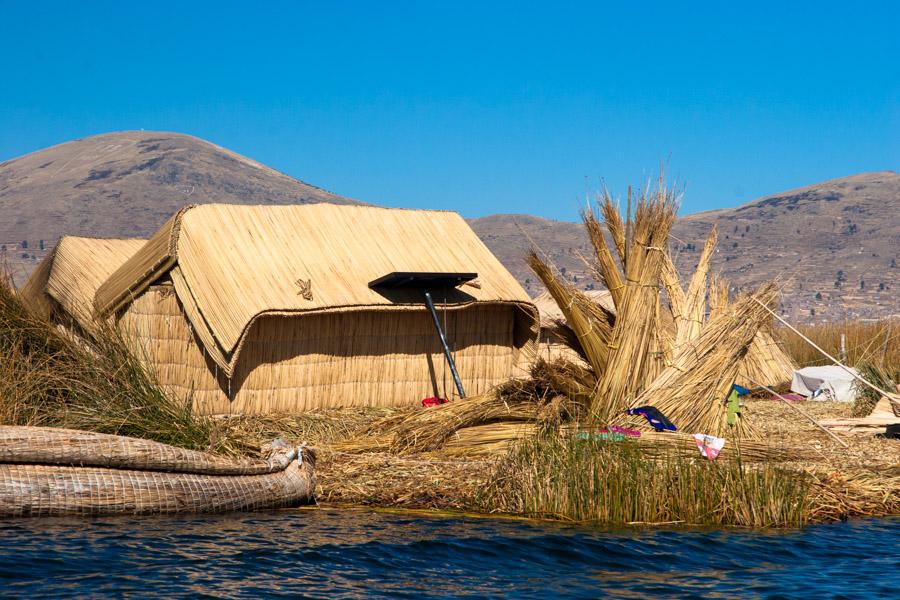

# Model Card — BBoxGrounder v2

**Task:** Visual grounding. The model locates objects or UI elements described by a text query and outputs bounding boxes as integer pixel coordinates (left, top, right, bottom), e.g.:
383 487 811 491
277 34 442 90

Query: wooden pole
747 379 850 448
752 297 900 409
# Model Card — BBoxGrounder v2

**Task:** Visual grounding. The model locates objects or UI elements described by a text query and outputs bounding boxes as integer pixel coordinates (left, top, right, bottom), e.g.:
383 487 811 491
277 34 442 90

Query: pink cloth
693 433 725 460
772 393 806 402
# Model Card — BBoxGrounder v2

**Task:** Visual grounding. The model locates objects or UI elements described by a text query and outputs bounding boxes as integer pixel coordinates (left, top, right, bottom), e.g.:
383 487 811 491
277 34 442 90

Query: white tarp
790 365 860 402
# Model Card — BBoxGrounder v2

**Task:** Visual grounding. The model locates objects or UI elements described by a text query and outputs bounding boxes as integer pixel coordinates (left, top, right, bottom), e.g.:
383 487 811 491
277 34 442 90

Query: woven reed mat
0 426 316 516
0 426 292 475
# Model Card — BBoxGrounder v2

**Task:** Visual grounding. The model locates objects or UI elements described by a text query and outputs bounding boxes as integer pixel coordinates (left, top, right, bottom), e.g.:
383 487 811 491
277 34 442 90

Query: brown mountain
2 131 897 321
0 130 360 284
470 171 900 322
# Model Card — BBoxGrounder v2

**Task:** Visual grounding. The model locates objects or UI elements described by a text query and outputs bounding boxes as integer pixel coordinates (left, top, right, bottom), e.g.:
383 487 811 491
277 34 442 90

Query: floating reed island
3 188 898 524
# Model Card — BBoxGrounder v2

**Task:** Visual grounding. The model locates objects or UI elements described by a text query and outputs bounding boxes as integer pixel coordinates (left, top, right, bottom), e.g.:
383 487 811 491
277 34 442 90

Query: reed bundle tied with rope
335 359 589 455
707 273 796 387
588 185 678 421
661 225 717 350
0 426 316 517
630 283 780 437
524 179 799 440
526 251 615 373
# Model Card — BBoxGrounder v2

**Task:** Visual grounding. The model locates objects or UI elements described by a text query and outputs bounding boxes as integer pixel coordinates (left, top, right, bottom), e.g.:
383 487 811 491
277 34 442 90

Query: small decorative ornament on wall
296 278 313 301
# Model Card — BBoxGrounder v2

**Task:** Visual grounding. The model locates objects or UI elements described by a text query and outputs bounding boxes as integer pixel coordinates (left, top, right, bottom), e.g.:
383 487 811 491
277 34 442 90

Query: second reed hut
23 204 539 414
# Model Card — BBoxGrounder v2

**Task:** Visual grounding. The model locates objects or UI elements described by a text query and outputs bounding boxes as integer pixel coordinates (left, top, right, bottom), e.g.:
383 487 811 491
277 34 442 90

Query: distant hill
471 171 900 322
2 131 897 321
0 131 360 284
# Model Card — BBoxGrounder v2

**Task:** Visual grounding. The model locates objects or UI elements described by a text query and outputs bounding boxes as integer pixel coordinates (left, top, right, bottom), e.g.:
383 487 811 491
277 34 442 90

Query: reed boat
0 426 316 517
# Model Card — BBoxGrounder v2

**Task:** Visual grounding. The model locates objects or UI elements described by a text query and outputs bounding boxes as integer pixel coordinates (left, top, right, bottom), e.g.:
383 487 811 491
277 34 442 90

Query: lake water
0 510 896 598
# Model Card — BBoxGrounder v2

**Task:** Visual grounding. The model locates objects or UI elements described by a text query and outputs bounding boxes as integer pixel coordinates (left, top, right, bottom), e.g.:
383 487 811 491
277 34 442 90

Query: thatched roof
19 236 146 331
90 204 534 375
532 289 614 328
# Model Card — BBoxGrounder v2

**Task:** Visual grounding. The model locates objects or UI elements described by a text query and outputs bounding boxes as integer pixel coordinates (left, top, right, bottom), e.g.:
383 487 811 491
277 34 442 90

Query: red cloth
421 397 448 408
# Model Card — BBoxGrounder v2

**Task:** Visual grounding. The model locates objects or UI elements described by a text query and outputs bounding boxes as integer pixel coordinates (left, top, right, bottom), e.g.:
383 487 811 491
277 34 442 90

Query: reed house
22 204 539 414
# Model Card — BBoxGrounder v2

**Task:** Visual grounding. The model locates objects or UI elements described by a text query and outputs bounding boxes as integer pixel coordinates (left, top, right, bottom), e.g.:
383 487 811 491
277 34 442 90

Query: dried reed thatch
706 274 795 387
590 184 678 420
0 426 295 475
22 204 540 414
662 226 717 350
630 283 780 437
527 252 615 373
0 426 316 516
18 237 147 333
336 359 587 455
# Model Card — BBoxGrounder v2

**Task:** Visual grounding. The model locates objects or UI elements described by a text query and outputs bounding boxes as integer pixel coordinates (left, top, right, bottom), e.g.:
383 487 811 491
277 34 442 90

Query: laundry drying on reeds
19 204 539 415
0 426 316 517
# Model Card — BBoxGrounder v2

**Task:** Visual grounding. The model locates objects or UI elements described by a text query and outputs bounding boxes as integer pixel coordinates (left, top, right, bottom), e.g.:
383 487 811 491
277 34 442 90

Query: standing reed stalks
776 319 899 368
480 433 810 527
590 184 678 421
0 272 222 453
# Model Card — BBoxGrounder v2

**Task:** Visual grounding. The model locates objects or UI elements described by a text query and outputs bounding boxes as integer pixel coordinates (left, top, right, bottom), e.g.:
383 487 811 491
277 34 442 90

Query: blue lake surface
0 510 896 598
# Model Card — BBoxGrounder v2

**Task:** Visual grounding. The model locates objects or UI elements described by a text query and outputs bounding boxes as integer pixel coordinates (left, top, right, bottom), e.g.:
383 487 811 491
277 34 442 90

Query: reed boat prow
0 426 316 517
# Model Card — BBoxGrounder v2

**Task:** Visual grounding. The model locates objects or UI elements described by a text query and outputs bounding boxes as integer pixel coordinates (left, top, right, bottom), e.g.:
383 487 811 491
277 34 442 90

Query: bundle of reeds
437 423 816 462
661 226 717 350
630 283 780 437
335 359 585 455
527 251 615 374
707 273 730 319
583 194 627 308
441 422 540 457
590 184 678 420
706 274 796 387
387 391 545 454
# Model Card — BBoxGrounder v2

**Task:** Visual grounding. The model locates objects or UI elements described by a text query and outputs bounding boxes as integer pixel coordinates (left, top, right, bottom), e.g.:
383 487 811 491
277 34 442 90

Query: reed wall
118 286 535 414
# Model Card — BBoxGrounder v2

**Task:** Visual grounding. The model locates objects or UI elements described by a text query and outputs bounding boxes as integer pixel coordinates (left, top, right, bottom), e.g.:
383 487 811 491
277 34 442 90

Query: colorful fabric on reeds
421 397 448 408
576 425 643 442
575 431 626 442
773 393 806 402
606 425 641 437
575 425 641 442
627 406 677 431
726 386 742 426
692 433 725 460
733 384 751 396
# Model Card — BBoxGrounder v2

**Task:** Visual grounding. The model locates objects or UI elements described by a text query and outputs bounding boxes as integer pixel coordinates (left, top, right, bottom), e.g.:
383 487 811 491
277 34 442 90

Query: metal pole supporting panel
423 289 466 399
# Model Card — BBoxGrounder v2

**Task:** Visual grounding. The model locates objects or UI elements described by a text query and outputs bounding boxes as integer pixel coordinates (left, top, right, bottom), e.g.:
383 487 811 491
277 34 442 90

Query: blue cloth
626 406 676 431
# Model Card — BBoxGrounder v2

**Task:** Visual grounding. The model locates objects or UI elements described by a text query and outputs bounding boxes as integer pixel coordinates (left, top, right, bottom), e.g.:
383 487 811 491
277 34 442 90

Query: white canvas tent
791 365 860 402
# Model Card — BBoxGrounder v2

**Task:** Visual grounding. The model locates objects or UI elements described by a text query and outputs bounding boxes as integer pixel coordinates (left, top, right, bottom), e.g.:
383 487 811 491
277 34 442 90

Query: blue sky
1 1 897 220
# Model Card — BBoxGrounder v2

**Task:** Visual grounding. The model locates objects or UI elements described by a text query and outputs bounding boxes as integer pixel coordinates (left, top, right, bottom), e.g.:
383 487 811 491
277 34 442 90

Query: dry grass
315 448 492 510
777 319 900 368
0 271 221 453
208 408 399 455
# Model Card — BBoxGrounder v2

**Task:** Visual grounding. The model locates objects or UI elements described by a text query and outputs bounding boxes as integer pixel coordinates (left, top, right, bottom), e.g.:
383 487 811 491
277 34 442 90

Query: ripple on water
0 511 897 598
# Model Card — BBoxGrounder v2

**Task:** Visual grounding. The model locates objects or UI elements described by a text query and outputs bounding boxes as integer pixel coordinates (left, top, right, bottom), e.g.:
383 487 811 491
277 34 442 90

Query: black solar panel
368 271 477 289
